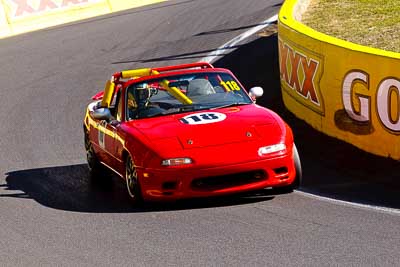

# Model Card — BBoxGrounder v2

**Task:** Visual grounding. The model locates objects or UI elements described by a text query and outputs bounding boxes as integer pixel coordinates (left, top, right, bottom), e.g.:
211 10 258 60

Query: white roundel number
180 112 226 125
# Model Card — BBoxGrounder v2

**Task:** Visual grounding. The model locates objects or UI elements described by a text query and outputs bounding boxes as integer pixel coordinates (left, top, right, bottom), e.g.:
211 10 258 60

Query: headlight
258 144 286 156
161 158 193 166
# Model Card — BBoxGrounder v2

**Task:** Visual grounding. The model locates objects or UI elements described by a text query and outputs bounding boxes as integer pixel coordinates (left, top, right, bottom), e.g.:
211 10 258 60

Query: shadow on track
213 32 400 210
111 46 240 64
2 164 274 213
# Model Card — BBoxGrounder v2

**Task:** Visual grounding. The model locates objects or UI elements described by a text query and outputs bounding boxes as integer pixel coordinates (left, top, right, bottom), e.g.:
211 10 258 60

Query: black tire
291 144 302 189
84 131 109 179
273 144 302 193
125 155 143 204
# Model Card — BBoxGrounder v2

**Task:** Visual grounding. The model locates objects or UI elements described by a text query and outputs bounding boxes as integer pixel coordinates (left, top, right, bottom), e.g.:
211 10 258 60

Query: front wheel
125 155 143 204
291 144 302 189
274 144 302 193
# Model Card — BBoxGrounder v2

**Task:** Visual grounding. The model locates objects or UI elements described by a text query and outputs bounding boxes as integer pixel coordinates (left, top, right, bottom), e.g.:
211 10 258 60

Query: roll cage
95 62 214 108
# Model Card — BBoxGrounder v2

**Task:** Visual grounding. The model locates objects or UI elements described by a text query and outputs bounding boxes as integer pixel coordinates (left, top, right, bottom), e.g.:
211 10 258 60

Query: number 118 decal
180 112 226 125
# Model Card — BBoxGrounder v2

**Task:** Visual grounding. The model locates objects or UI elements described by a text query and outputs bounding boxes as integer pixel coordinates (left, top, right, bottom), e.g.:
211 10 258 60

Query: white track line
296 190 400 216
200 14 400 216
200 14 278 63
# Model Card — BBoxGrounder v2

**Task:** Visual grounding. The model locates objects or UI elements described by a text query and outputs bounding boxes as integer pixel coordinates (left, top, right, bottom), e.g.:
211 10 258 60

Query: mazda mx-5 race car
83 62 301 203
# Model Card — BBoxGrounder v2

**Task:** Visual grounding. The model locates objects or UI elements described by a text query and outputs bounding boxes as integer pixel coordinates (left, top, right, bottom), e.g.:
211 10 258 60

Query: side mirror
249 87 264 102
92 108 112 121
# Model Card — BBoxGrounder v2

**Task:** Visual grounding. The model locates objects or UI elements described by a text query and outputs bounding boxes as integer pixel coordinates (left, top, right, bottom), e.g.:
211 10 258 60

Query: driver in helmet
127 83 153 119
135 83 151 109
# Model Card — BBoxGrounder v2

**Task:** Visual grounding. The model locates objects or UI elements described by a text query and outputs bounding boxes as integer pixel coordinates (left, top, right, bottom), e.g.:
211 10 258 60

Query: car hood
125 104 282 149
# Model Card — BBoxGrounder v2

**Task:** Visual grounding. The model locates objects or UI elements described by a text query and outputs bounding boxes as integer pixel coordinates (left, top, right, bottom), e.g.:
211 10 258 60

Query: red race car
83 62 301 203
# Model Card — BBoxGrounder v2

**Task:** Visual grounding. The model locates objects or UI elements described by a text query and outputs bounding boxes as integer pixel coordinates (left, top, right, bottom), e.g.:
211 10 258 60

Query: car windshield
126 72 252 120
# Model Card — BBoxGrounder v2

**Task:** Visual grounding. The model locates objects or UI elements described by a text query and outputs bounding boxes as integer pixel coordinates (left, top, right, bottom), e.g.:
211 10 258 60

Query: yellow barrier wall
279 0 400 160
109 0 164 12
0 2 10 36
0 0 164 38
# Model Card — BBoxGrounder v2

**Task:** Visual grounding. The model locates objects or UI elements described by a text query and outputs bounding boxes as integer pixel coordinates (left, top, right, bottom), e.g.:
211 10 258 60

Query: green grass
301 0 400 53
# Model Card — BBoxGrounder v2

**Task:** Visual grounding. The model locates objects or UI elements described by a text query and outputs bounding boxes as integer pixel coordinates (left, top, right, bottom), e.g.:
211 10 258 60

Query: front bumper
138 153 296 201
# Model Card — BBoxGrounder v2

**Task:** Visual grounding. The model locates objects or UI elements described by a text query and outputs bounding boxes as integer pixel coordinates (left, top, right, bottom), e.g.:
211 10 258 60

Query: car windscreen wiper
158 103 248 116
158 105 208 116
210 102 250 110
178 104 208 112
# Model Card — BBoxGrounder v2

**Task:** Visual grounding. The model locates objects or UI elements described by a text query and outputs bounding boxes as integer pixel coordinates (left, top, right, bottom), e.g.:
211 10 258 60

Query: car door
101 89 126 175
87 112 108 165
88 90 121 171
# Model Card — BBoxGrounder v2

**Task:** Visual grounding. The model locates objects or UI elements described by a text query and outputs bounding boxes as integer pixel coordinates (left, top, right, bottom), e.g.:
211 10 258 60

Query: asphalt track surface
0 0 400 266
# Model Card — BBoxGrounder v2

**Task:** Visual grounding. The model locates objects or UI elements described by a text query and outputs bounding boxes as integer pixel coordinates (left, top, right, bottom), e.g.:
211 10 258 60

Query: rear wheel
85 132 100 173
125 155 143 204
84 130 109 179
